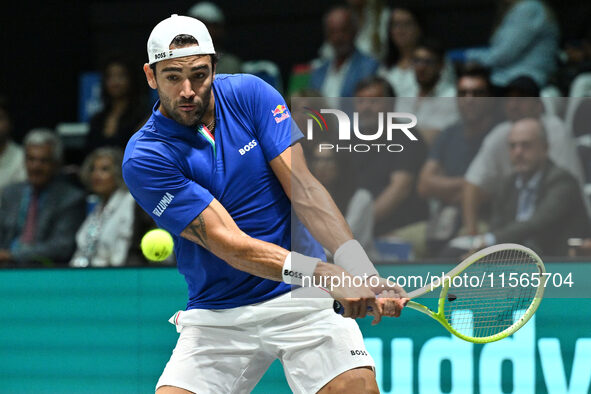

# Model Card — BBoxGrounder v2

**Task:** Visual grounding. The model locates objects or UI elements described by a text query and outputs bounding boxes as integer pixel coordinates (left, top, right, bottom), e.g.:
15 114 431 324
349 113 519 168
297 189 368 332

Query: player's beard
159 85 212 128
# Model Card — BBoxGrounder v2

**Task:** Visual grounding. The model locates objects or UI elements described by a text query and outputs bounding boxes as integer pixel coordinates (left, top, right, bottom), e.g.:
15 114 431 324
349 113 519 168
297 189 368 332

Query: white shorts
156 288 375 393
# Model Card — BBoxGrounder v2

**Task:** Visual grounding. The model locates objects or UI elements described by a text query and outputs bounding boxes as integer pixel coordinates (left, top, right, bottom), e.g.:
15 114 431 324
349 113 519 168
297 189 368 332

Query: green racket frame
405 243 546 343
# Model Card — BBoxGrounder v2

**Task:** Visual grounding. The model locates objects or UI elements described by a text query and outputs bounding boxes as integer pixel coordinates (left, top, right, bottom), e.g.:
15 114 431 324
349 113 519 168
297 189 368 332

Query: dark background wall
2 0 590 141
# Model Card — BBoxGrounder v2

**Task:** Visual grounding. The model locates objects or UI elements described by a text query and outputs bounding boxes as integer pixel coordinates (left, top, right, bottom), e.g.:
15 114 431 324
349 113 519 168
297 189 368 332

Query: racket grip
333 300 344 314
333 300 373 314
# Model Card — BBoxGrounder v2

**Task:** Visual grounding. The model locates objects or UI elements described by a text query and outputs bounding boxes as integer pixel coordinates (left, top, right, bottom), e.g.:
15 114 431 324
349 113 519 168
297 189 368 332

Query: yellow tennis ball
141 229 174 262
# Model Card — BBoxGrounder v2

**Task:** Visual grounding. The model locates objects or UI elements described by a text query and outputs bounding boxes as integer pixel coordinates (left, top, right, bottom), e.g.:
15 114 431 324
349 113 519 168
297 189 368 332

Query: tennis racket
333 243 546 343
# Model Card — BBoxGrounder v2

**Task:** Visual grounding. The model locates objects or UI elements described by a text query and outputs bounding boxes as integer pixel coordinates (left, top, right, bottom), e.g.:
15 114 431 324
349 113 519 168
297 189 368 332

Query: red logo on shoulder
272 105 290 123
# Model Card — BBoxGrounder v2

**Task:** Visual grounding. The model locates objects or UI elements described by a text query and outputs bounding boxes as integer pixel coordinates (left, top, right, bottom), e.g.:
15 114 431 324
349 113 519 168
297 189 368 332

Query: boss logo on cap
154 52 166 60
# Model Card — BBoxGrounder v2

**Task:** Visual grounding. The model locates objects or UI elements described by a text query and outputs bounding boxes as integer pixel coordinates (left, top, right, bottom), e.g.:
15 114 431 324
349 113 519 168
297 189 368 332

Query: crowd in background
2 0 591 268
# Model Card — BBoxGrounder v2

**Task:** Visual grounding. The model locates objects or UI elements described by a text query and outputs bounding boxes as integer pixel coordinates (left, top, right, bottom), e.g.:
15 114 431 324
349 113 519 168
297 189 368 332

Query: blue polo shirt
123 74 325 309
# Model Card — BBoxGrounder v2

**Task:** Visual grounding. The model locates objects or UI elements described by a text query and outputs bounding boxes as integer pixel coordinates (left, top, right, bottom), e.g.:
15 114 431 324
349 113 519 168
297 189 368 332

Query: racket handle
333 300 373 314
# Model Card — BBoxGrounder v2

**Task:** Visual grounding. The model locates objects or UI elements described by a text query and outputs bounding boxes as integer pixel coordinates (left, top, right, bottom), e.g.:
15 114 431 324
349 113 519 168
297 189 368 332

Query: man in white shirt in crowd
396 38 458 146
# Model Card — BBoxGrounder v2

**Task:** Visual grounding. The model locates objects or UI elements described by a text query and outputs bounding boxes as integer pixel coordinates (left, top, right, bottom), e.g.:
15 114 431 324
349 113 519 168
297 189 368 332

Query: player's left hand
367 277 409 325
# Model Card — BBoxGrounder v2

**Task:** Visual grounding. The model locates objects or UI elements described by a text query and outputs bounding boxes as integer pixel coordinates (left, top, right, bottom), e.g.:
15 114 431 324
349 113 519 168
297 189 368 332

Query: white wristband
282 252 320 286
333 239 379 277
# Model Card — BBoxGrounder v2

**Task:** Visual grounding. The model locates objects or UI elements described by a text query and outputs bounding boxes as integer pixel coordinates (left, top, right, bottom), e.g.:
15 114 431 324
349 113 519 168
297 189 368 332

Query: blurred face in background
390 9 421 51
104 62 131 100
457 76 491 124
508 118 548 178
413 47 442 90
325 8 357 59
90 155 119 200
25 144 58 190
355 83 393 130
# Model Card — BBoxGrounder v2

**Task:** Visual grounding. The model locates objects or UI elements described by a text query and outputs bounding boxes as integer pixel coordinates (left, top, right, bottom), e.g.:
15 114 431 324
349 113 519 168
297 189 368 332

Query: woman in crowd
379 6 424 97
84 55 149 156
379 6 455 97
70 147 136 267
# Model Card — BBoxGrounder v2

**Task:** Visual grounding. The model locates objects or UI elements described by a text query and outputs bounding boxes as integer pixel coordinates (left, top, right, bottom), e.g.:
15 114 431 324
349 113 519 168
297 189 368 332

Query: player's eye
166 74 179 82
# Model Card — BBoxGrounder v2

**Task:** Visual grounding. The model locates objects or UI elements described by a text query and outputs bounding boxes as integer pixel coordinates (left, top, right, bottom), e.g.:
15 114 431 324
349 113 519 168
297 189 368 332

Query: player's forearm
180 213 327 282
225 238 352 287
182 217 287 281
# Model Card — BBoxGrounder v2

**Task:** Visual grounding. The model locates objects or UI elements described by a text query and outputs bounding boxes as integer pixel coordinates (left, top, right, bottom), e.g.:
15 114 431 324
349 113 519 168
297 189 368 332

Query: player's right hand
329 278 382 322
313 262 383 323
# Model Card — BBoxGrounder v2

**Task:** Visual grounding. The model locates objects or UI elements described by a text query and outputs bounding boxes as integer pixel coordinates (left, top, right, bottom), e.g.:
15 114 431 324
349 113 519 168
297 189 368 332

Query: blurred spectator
188 2 242 74
84 54 149 157
566 96 591 184
417 65 497 257
378 7 456 97
0 129 85 267
0 96 26 193
396 38 458 146
352 76 428 240
70 147 136 268
448 118 590 257
411 38 456 98
553 24 591 97
462 76 585 236
318 0 390 61
563 26 591 145
309 6 379 98
464 0 559 89
378 6 423 97
348 0 390 60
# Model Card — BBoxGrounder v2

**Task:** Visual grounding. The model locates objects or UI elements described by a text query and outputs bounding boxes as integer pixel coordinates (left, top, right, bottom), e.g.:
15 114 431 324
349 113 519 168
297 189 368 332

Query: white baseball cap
147 14 216 65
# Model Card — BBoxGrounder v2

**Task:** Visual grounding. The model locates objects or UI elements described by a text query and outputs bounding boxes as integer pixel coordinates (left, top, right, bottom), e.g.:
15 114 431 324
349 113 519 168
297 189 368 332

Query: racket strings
443 249 540 339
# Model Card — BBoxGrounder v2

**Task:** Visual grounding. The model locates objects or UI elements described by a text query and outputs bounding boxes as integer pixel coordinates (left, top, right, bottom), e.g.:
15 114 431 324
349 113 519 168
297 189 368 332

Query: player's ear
144 63 158 90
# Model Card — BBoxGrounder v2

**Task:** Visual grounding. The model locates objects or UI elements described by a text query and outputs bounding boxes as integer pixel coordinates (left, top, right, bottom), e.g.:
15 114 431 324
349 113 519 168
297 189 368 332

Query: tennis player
123 14 407 394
